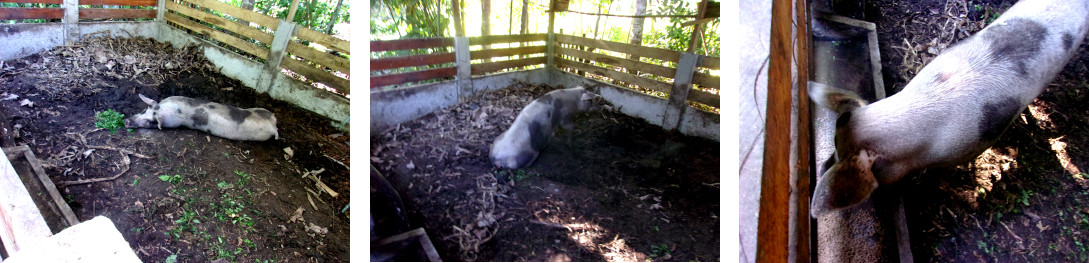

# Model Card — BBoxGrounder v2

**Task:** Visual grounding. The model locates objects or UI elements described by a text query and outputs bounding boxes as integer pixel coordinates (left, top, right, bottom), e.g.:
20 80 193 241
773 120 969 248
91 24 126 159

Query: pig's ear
155 115 163 130
810 150 880 218
580 92 598 101
808 81 868 114
138 94 157 106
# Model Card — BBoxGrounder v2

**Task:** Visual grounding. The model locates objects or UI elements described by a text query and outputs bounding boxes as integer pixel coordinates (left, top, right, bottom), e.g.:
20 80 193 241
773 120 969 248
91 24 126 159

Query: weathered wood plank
79 0 155 6
3 146 79 228
281 58 349 94
556 46 675 78
166 1 273 44
470 56 545 74
79 8 155 19
469 45 545 60
698 55 719 70
756 0 793 261
467 34 546 46
0 8 62 20
371 38 454 52
692 72 719 89
370 52 455 71
556 58 672 94
371 67 456 88
555 34 680 62
687 89 719 108
0 0 60 4
296 26 349 54
286 42 349 74
165 12 268 59
175 0 278 30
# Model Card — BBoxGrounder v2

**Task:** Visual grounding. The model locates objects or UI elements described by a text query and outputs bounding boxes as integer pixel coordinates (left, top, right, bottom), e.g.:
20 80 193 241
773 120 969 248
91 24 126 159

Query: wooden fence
165 0 349 94
370 33 719 110
370 33 548 88
0 0 155 20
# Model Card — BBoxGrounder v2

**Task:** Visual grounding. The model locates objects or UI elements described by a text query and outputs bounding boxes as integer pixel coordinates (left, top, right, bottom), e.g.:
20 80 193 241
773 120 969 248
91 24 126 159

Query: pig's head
573 86 607 112
807 81 883 218
124 94 163 129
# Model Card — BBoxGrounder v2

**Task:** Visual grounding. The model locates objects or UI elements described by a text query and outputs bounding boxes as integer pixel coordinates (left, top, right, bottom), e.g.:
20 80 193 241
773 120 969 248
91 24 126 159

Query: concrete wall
0 21 350 131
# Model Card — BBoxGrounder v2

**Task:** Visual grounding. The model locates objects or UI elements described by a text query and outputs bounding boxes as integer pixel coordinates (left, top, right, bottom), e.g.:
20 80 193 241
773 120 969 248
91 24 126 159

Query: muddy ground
0 36 350 262
370 83 720 261
857 0 1089 261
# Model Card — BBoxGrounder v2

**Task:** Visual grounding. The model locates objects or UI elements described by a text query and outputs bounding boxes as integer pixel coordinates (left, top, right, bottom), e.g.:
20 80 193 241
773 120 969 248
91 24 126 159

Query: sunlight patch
1049 137 1086 182
970 147 1019 198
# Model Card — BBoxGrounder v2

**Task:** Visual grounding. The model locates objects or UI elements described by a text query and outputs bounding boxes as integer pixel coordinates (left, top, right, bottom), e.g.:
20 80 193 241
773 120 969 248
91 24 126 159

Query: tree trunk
520 0 529 35
324 0 344 35
628 0 647 75
592 2 603 38
508 0 514 35
452 0 465 37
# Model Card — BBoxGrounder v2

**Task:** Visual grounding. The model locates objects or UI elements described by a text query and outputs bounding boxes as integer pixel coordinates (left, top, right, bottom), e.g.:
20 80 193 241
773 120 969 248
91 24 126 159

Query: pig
490 87 602 169
125 94 279 141
809 0 1089 218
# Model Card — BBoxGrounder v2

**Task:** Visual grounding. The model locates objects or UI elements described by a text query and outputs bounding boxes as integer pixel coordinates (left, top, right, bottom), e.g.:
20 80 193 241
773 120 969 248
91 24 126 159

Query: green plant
94 109 129 134
235 170 252 186
649 244 670 258
164 254 178 263
159 174 183 185
131 178 139 186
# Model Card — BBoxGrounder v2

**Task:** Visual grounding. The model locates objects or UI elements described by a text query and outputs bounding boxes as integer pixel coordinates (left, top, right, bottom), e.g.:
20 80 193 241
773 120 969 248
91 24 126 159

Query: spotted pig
125 94 279 141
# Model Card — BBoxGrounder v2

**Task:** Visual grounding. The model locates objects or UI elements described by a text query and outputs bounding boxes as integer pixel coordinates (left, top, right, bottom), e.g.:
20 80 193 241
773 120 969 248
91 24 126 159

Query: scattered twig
56 151 130 186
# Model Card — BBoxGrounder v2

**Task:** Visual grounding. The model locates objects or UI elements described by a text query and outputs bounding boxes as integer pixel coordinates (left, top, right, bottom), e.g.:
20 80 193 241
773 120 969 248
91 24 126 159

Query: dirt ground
0 36 350 262
370 83 720 261
861 0 1089 261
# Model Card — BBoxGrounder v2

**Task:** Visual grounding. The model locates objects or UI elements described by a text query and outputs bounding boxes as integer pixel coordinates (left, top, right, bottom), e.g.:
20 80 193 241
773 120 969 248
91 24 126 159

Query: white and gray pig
490 87 601 169
809 0 1089 218
125 94 279 141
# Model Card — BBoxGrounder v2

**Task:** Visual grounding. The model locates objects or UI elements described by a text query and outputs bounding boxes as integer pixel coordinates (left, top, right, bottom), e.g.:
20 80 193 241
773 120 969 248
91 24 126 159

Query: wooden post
792 0 812 262
286 0 301 21
156 0 166 21
661 52 698 131
686 0 709 53
756 0 793 261
455 36 472 101
62 0 78 44
546 1 556 69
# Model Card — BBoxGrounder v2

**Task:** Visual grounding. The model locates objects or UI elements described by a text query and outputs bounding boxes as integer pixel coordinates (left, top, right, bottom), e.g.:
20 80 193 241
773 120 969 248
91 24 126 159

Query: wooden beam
175 0 279 30
371 67 457 88
793 0 812 262
555 34 680 62
287 42 349 74
470 45 545 60
166 1 273 44
556 46 675 78
296 26 349 54
281 58 349 94
467 33 546 46
370 52 455 71
0 0 60 4
370 38 454 52
470 56 545 74
556 57 672 94
692 72 719 89
0 8 62 20
78 0 155 6
688 89 719 108
165 12 269 59
285 0 300 21
79 8 155 19
756 0 793 262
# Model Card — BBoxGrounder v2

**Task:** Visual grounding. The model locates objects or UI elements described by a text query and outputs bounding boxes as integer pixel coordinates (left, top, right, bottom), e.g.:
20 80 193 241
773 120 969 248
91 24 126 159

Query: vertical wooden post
792 0 812 262
156 0 166 21
546 2 556 69
455 37 472 101
62 0 78 44
686 0 709 53
286 0 301 21
756 0 793 262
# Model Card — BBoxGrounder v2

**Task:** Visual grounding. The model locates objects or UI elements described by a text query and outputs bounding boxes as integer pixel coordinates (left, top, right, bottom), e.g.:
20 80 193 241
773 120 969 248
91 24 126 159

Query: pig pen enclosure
0 0 350 261
369 23 721 261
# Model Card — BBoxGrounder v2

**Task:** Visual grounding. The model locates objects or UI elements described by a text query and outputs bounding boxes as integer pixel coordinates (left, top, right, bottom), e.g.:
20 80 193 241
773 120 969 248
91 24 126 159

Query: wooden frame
0 8 62 19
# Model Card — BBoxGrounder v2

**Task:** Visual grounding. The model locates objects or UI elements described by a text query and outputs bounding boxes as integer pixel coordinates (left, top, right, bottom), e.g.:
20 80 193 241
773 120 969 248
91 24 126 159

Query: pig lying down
125 94 279 141
809 0 1089 217
490 87 601 169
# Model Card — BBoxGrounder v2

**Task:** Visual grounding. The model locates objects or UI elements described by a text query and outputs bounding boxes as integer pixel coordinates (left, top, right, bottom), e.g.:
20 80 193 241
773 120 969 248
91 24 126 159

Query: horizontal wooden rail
698 56 719 70
287 42 349 74
80 0 155 6
470 56 545 75
371 52 455 71
0 7 62 19
692 72 719 89
281 58 349 94
556 34 680 62
371 67 456 88
0 0 60 4
556 46 675 78
688 89 719 107
556 57 672 94
79 8 154 19
469 45 545 61
296 27 349 54
167 1 273 43
371 38 454 52
467 34 546 46
165 12 269 59
177 0 278 30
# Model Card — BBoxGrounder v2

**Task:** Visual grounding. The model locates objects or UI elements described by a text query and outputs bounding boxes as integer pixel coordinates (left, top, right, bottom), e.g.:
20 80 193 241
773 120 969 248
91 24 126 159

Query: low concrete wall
0 21 350 131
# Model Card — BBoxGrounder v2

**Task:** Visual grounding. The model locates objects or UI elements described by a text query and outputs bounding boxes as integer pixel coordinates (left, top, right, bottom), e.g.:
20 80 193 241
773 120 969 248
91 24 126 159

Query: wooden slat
287 42 349 74
470 56 545 74
79 0 155 6
556 46 675 78
5 146 79 228
0 0 60 4
79 8 155 19
556 57 672 93
0 7 62 19
688 89 719 108
692 72 719 89
175 0 278 30
556 34 680 62
467 34 546 46
371 38 454 52
281 58 349 94
296 26 349 54
698 55 719 70
469 45 545 60
167 1 273 44
165 12 268 59
370 52 455 71
371 67 456 88
756 0 792 261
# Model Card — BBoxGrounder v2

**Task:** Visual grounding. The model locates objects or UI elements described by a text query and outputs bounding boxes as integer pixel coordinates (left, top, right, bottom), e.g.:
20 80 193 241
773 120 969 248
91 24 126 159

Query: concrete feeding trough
810 12 914 262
